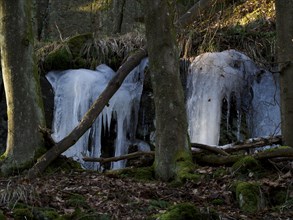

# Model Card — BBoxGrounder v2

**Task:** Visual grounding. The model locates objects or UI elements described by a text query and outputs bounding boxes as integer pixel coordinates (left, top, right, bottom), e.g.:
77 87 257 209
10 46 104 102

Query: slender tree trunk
145 0 192 181
276 0 293 147
0 0 45 174
112 0 126 34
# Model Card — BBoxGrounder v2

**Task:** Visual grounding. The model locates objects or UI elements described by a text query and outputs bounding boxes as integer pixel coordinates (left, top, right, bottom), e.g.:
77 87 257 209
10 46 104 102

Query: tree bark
276 0 293 147
112 0 126 34
0 0 46 174
27 47 147 178
145 0 192 181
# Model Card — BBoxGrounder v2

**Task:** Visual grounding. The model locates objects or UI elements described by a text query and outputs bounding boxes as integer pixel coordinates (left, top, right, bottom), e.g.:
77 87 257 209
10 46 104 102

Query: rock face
38 0 143 41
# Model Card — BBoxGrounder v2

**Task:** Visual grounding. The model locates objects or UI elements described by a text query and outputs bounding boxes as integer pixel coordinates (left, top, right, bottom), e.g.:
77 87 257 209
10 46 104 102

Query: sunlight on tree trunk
0 0 45 174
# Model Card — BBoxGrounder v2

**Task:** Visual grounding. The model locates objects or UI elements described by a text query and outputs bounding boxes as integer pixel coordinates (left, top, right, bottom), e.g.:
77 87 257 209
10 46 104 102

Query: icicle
186 50 280 146
247 71 281 137
46 58 148 170
187 50 248 145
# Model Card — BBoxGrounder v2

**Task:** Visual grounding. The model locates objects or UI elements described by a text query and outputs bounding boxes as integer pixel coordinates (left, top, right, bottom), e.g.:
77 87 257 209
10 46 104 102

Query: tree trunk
0 0 46 174
112 0 126 34
276 1 293 147
145 0 192 181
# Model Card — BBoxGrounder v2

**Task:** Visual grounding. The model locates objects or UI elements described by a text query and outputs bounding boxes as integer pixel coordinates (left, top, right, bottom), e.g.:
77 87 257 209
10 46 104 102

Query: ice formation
46 58 149 170
186 50 280 145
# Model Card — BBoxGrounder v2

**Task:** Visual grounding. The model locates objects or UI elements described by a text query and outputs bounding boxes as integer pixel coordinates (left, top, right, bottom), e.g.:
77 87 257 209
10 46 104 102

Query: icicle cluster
46 59 149 170
186 50 280 145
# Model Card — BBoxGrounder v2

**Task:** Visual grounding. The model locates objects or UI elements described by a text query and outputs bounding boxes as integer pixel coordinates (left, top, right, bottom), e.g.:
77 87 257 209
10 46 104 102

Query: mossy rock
155 203 219 220
236 181 264 213
43 46 72 71
67 33 93 57
232 156 264 176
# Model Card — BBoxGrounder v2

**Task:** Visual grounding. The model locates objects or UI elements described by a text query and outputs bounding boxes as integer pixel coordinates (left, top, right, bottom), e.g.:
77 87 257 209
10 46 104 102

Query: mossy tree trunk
145 0 192 181
276 0 293 147
0 0 46 174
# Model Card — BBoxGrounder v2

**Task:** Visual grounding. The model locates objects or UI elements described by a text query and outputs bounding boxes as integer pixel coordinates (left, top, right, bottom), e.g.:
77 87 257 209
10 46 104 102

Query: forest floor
0 157 292 220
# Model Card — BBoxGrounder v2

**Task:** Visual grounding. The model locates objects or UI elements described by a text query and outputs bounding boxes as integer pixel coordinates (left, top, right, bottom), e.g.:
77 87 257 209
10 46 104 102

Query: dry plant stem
176 0 226 28
27 47 148 179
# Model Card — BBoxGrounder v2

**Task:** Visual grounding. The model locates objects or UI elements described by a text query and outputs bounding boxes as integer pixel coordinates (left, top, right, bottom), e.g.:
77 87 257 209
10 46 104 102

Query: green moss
148 200 170 210
33 207 60 220
67 208 110 220
156 203 199 220
13 208 34 220
106 166 155 181
67 33 93 57
174 151 200 184
263 145 290 153
44 46 72 70
66 193 89 208
213 168 228 178
236 182 263 213
0 210 5 220
211 198 224 206
156 203 219 220
232 156 264 176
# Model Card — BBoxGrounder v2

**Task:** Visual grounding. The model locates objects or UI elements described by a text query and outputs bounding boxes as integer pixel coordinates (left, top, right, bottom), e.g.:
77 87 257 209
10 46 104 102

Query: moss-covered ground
0 158 292 219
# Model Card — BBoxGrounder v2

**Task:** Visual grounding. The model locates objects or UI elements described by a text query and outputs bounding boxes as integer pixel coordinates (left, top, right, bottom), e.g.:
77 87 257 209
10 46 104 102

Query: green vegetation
66 193 89 209
0 210 6 220
13 208 34 220
232 156 264 176
155 203 219 220
106 166 155 181
236 181 263 213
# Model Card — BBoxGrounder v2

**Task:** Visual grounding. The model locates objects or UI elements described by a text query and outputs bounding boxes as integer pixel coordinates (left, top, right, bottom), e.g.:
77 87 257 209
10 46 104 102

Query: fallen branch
83 136 285 166
220 135 283 153
27 47 148 178
193 147 293 166
83 151 155 164
191 143 229 156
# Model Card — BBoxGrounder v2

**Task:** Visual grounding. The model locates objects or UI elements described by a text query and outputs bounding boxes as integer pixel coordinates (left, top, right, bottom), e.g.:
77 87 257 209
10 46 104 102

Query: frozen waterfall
46 58 149 170
186 50 281 146
47 49 281 170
